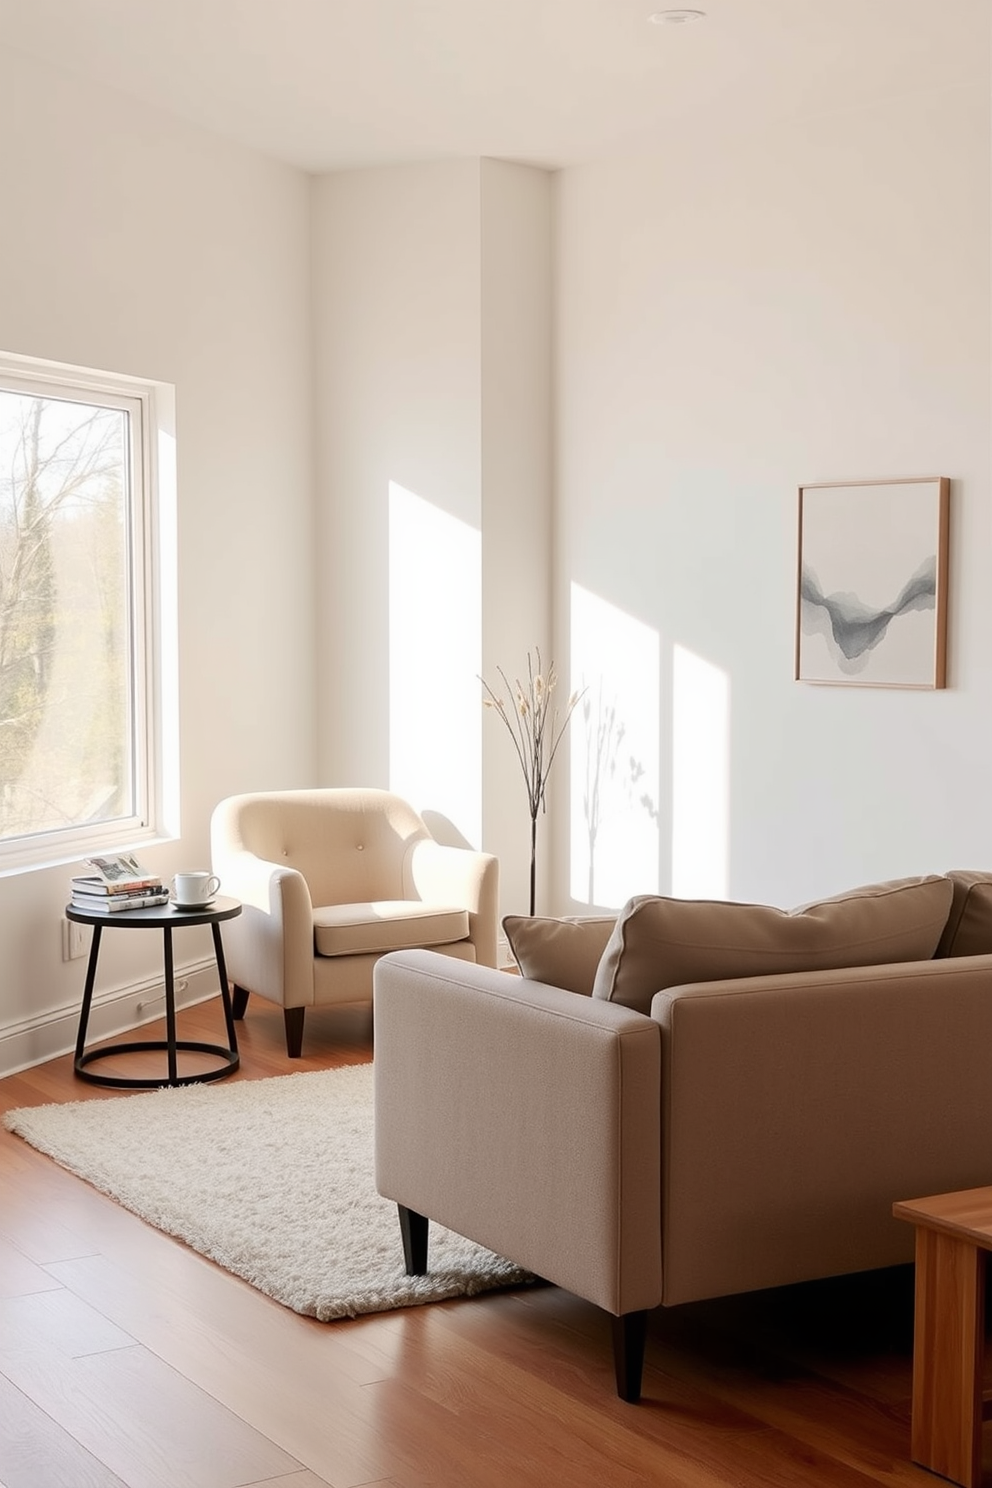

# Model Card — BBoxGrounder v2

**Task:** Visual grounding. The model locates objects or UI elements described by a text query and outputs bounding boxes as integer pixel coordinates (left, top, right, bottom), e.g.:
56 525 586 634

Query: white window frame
0 350 178 875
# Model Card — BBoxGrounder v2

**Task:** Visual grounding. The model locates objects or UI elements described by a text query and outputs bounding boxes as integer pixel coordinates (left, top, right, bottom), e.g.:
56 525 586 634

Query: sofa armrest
210 847 315 1008
403 839 499 966
373 949 662 1317
651 954 992 1304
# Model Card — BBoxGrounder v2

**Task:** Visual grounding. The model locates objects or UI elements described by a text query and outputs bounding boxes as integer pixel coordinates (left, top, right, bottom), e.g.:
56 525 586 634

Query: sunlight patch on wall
671 643 730 899
388 483 482 845
570 584 660 908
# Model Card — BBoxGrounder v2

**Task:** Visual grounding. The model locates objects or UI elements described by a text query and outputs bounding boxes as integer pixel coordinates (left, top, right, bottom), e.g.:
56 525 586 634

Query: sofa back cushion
936 870 992 957
503 914 616 996
592 875 954 1014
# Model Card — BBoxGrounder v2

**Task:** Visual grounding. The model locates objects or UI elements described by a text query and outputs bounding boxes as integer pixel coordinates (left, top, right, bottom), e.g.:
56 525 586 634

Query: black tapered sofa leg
398 1205 429 1275
284 1006 305 1058
231 985 250 1019
611 1310 647 1403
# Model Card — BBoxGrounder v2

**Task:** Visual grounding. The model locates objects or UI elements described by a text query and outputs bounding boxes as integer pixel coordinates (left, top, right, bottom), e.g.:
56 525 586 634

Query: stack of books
69 853 170 913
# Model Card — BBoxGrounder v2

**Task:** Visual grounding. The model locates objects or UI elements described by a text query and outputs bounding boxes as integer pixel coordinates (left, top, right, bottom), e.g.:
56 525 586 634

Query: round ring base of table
74 1039 240 1089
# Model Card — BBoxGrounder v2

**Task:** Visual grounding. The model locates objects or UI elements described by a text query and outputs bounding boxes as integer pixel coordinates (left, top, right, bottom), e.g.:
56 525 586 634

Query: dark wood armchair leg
284 1006 305 1058
398 1205 429 1275
611 1310 647 1403
231 985 249 1020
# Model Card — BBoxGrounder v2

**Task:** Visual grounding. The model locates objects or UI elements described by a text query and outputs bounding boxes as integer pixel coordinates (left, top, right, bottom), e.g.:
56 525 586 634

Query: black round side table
66 896 243 1089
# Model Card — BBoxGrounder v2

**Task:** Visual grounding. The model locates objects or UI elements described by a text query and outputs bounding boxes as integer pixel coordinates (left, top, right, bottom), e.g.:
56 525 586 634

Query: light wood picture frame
795 476 949 689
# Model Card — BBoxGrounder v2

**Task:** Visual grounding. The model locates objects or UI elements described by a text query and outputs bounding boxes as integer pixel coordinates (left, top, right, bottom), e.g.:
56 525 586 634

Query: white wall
554 80 991 911
1 39 986 1074
0 48 315 1074
312 160 553 920
311 160 484 798
480 160 553 915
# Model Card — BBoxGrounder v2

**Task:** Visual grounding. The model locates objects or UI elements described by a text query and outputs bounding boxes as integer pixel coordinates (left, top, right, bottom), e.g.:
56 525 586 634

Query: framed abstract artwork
795 476 949 689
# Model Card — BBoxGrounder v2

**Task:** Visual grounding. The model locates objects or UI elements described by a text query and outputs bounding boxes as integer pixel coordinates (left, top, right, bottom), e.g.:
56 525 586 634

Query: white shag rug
3 1063 532 1320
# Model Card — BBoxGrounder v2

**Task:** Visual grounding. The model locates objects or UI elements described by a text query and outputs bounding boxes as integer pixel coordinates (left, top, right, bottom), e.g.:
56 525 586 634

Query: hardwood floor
0 995 984 1487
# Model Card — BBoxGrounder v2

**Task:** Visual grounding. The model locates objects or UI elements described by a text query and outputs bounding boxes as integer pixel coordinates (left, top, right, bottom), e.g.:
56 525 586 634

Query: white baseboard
0 959 222 1081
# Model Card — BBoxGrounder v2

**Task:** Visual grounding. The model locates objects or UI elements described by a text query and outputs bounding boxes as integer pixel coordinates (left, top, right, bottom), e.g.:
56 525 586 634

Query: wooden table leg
910 1225 985 1488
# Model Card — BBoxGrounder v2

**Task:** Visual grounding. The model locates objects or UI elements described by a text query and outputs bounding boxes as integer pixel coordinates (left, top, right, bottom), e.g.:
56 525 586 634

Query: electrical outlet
61 918 88 961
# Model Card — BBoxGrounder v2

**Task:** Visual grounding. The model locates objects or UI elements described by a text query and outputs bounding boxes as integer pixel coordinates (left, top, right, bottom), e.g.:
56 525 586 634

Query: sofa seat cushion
593 875 954 1014
936 870 992 957
314 902 470 957
502 914 617 996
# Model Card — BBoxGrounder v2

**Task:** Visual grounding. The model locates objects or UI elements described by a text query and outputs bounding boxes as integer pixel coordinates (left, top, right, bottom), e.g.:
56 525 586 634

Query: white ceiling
0 0 986 174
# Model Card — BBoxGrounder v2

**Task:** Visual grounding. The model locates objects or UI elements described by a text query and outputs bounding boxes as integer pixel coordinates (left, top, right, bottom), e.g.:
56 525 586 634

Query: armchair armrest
373 949 662 1317
210 846 315 1008
403 839 499 966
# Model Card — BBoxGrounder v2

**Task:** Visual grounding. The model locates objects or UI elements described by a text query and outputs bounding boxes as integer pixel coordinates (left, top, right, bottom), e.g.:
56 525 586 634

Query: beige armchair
210 788 498 1056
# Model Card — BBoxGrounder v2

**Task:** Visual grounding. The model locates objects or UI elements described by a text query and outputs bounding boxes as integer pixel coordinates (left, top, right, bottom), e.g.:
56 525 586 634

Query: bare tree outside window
0 389 134 843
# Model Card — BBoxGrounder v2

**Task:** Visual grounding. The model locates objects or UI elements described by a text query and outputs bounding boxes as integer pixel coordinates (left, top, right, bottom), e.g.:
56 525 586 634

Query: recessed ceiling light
648 8 706 23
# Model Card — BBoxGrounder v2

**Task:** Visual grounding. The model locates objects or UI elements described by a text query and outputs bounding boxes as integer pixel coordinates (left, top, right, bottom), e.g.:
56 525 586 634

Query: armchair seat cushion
314 901 471 957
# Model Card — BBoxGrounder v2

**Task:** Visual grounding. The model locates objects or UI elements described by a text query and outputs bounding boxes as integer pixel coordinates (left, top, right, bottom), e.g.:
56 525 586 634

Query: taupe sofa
373 872 992 1400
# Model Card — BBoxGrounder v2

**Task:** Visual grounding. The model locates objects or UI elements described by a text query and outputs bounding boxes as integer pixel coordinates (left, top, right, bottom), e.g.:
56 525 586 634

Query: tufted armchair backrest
221 788 431 906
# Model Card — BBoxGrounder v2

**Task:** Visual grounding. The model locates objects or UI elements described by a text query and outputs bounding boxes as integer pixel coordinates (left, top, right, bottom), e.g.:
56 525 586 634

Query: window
0 352 176 872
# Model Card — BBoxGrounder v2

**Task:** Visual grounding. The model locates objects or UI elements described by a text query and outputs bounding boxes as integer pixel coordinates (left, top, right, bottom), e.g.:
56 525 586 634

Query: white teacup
172 871 221 906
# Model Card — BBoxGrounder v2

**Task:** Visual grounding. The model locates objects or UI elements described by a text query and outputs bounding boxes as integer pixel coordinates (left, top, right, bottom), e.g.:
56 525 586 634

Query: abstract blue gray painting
800 556 936 675
796 479 946 687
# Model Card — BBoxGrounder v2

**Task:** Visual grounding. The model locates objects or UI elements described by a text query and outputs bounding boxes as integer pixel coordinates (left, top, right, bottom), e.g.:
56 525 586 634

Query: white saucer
172 898 215 911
